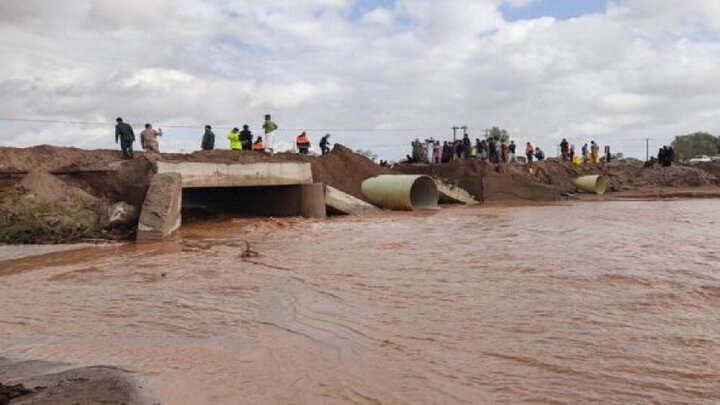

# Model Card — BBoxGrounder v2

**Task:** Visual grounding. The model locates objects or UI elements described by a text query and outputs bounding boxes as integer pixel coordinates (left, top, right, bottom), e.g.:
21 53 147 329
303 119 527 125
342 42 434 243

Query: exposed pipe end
574 175 608 195
361 175 439 211
410 176 440 209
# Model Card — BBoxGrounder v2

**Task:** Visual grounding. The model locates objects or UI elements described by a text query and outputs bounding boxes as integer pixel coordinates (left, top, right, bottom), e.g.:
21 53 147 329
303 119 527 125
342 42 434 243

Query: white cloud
1 0 720 159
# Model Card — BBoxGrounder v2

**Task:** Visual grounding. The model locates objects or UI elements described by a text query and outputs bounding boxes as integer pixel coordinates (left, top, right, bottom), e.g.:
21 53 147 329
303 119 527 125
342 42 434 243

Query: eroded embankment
395 159 720 201
3 144 720 243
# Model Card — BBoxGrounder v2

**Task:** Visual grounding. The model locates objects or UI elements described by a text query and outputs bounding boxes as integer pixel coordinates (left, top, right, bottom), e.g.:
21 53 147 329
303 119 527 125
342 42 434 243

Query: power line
0 117 445 133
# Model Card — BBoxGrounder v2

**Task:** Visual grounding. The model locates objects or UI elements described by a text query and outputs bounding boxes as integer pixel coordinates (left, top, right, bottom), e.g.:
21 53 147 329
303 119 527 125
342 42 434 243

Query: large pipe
361 175 439 211
574 175 608 195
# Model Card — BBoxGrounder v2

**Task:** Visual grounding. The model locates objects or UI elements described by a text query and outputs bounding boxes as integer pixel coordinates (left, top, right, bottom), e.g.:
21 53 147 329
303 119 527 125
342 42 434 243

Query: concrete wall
156 161 313 188
137 173 183 241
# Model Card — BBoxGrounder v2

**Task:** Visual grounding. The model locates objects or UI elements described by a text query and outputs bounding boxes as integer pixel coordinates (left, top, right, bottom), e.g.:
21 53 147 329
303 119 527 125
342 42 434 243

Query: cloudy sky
1 0 719 159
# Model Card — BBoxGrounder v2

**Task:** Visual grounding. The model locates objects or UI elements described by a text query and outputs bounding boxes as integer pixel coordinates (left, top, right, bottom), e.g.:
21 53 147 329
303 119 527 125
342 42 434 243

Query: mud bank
0 357 153 404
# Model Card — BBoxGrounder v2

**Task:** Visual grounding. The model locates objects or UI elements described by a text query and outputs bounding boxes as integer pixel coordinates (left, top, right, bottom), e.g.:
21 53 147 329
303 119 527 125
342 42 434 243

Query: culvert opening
182 185 324 221
409 176 440 210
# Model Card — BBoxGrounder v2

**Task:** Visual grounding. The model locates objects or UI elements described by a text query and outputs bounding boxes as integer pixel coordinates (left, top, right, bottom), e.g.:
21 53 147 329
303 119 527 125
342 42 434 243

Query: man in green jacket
115 117 135 159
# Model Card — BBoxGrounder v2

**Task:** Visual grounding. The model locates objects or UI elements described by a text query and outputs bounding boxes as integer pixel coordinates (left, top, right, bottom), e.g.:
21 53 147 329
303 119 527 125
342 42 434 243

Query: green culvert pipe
361 175 439 211
574 175 608 195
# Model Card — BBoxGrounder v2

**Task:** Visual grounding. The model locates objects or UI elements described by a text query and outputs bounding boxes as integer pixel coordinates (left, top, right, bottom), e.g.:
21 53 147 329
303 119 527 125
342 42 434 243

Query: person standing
560 138 569 161
508 141 516 161
433 141 441 164
201 125 215 150
240 125 253 150
569 144 575 162
319 134 331 155
525 142 534 164
262 114 278 153
115 117 135 159
462 134 472 159
425 139 434 163
488 137 498 163
666 146 675 167
604 145 611 163
296 131 311 154
227 127 241 150
590 141 600 163
500 141 509 163
140 123 163 153
441 141 452 163
581 143 589 163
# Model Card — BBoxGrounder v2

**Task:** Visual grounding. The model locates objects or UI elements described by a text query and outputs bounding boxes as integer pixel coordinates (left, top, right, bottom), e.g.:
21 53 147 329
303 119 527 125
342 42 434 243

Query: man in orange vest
252 136 265 152
296 132 310 154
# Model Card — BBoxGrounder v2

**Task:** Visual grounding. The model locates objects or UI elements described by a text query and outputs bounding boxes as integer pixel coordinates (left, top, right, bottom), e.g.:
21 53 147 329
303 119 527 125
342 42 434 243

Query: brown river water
1 200 719 404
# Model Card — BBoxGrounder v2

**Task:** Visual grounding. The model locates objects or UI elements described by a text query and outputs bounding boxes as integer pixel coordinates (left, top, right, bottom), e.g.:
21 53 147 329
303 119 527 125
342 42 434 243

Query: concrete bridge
137 161 327 240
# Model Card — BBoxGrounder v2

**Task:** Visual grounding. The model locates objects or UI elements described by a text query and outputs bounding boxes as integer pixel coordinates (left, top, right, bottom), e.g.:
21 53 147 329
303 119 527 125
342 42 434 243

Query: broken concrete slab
155 161 313 188
325 186 380 215
435 180 478 205
137 173 182 241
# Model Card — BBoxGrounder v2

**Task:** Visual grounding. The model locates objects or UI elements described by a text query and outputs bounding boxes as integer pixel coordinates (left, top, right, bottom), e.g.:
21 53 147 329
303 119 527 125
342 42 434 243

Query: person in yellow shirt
227 127 241 150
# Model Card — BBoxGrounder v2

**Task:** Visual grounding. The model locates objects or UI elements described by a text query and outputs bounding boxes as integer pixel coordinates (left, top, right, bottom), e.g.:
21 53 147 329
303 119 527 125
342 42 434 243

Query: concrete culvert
361 175 439 211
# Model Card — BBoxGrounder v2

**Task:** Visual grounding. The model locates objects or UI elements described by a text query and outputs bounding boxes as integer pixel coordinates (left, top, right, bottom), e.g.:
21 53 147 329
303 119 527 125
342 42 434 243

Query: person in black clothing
319 134 331 155
658 147 666 166
488 137 499 163
462 134 472 159
454 140 464 161
560 138 569 161
240 125 253 150
604 145 611 163
508 141 516 161
441 141 452 163
658 146 674 167
665 146 674 167
201 125 215 151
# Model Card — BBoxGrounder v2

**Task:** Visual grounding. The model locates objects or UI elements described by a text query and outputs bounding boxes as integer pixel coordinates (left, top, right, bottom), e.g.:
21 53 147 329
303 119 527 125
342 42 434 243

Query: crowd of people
406 134 616 166
407 134 525 164
646 145 675 167
114 114 333 159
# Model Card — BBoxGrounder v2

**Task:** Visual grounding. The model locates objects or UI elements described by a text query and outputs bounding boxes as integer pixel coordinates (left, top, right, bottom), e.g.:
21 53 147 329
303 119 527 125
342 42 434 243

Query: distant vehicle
710 155 720 161
688 155 712 164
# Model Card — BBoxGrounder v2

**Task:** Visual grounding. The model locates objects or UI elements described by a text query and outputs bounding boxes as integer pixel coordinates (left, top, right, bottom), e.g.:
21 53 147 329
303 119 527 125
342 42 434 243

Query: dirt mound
394 160 563 202
16 170 95 203
630 166 719 188
0 145 122 172
0 171 108 243
693 161 720 180
303 145 390 201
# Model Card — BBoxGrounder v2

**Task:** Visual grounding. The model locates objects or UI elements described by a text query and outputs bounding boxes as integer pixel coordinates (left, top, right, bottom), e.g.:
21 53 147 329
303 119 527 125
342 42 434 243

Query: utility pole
452 126 459 142
461 125 468 138
645 138 650 161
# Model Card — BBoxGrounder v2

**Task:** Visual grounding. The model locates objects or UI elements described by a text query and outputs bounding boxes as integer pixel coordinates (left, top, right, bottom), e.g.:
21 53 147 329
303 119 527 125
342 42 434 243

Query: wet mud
1 202 719 404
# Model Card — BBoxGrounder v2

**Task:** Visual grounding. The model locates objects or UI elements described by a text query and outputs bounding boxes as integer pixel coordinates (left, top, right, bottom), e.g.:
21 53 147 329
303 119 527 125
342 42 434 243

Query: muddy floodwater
1 200 719 404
